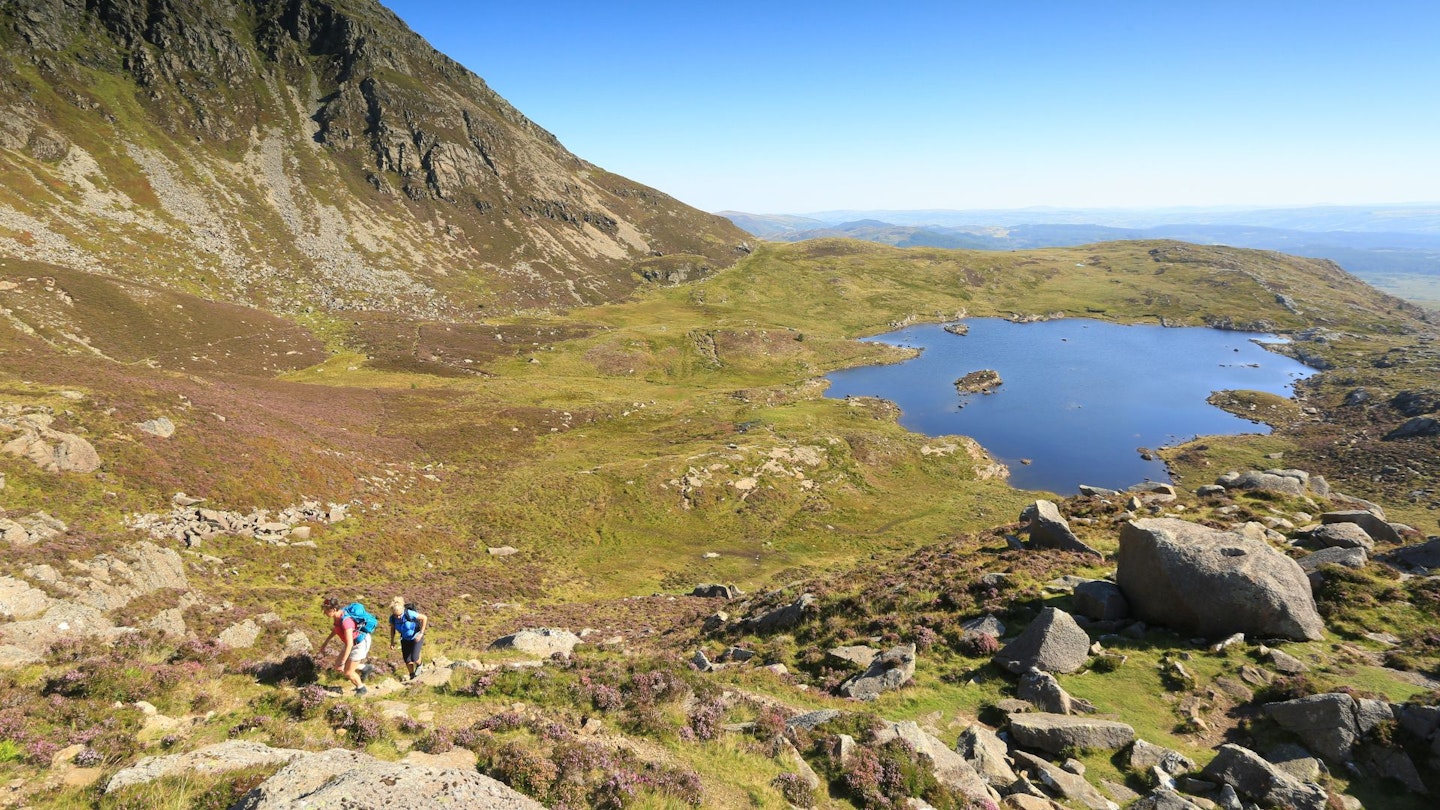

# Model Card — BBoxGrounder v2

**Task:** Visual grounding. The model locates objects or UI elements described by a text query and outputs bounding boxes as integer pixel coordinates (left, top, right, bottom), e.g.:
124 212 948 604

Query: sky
381 1 1440 215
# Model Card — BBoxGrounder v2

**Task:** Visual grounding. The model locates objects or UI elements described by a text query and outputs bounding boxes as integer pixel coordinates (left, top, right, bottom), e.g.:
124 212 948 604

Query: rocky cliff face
0 0 749 316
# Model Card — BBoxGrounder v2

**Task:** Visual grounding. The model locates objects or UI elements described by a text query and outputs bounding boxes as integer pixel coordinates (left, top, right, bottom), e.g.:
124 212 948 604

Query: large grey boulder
1011 750 1118 810
105 741 308 793
1130 791 1205 810
1008 713 1135 755
1384 538 1440 572
488 627 582 658
955 723 1018 790
1116 519 1324 641
1 413 101 473
1200 744 1328 810
873 721 993 804
1126 739 1196 777
1298 546 1368 573
1073 580 1129 622
995 608 1091 674
1320 511 1402 545
1263 692 1392 763
1020 500 1103 557
1385 416 1440 440
1216 469 1325 497
840 643 915 700
231 748 544 809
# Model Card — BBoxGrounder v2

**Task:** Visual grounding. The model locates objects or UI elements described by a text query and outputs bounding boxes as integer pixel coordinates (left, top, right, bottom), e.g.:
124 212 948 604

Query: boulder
873 721 992 804
488 627 582 658
1011 750 1117 810
786 709 842 732
1384 538 1440 572
827 645 878 669
691 583 740 599
1298 546 1367 573
1008 713 1135 755
1385 416 1440 440
105 741 308 793
1116 519 1324 641
1320 511 1402 545
961 614 1006 637
748 593 817 633
1263 692 1392 763
1020 500 1103 558
1073 580 1129 622
135 417 176 438
1126 739 1196 777
1130 791 1204 810
1200 744 1328 810
0 575 52 620
217 619 262 650
2 423 100 473
1216 469 1327 498
841 643 915 700
956 723 1018 790
230 748 544 809
1302 522 1374 550
1018 668 1094 715
994 607 1091 674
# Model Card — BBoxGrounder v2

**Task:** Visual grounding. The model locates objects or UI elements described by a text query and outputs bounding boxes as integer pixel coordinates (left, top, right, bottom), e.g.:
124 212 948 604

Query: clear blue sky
382 1 1440 214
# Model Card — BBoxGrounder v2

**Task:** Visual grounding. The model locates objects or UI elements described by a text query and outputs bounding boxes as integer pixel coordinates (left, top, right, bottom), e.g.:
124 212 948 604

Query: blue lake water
823 318 1316 494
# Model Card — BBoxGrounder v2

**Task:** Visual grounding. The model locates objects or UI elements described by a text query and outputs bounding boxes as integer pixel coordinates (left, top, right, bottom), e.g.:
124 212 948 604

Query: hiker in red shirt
318 596 373 696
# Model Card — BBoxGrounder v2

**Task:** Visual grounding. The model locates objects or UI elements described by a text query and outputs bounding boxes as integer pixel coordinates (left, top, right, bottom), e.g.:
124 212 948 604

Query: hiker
389 596 429 680
318 596 376 696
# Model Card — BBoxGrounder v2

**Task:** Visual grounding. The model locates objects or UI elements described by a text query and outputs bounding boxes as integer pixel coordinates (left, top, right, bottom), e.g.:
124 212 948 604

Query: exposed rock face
1385 415 1440 439
955 723 1018 790
1011 750 1117 810
105 741 308 793
1125 739 1196 777
994 607 1091 674
1008 713 1135 755
0 0 748 318
827 645 878 669
1262 692 1393 763
1215 469 1327 498
1384 538 1440 571
488 627 581 658
1200 744 1328 810
1320 510 1402 545
840 643 915 700
0 411 100 473
1116 519 1324 641
1019 500 1103 558
230 747 544 809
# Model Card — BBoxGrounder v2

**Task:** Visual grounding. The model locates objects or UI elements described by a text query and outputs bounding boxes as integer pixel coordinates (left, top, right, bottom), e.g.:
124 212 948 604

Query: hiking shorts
401 637 422 665
348 633 372 662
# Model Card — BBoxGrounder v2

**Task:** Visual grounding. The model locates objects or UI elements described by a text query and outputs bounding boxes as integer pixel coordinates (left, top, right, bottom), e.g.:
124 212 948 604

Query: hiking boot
354 686 368 696
359 663 374 682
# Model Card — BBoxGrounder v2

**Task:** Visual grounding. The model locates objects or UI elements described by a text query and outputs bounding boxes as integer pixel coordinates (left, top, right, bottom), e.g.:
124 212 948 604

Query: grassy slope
1 239 1437 807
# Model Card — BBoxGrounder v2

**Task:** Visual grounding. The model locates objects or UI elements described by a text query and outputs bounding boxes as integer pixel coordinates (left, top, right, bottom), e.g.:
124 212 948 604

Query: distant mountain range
717 206 1440 306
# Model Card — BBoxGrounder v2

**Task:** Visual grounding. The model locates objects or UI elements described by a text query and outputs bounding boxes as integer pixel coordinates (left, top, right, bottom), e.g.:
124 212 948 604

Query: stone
1265 743 1324 782
1385 416 1440 440
2 422 100 473
841 643 916 700
873 721 992 804
1116 518 1324 641
786 709 842 732
748 593 817 633
1073 580 1130 622
691 583 740 599
1216 469 1312 497
1020 500 1103 558
135 417 176 438
105 741 309 793
230 747 543 809
1011 750 1118 810
1130 791 1205 809
487 546 518 556
487 627 582 658
1006 796 1066 810
1008 713 1135 755
1303 522 1374 550
0 576 52 620
1263 692 1392 763
827 645 878 669
702 611 728 632
1126 739 1196 777
961 613 1006 637
217 619 262 649
1298 546 1368 572
692 649 713 672
1080 484 1119 497
1200 744 1327 810
1263 647 1308 674
994 607 1091 674
1018 668 1094 715
1320 511 1402 545
1384 538 1440 571
956 723 1018 790
1195 485 1227 498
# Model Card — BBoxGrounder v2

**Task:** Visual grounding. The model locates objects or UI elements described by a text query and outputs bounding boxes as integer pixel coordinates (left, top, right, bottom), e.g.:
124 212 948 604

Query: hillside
0 0 749 317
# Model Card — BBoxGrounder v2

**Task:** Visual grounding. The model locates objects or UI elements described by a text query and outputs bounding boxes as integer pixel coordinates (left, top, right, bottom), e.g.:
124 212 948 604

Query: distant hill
0 0 750 317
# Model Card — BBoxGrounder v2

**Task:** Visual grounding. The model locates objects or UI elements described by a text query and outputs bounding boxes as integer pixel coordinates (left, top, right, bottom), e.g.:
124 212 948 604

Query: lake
823 318 1316 494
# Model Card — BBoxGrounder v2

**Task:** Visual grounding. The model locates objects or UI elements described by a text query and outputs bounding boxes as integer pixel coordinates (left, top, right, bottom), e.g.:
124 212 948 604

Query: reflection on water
824 318 1315 494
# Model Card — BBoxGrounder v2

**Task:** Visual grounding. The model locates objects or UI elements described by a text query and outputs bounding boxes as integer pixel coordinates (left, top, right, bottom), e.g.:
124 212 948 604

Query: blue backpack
343 602 378 638
392 607 422 641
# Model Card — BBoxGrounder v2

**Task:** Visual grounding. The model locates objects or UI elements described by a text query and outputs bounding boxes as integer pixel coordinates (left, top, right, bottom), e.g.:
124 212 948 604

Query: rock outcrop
1009 713 1135 755
488 627 582 658
1214 469 1328 498
1262 692 1393 763
1200 744 1328 810
1019 500 1103 558
0 410 100 473
105 741 308 794
1116 518 1324 640
840 643 916 700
